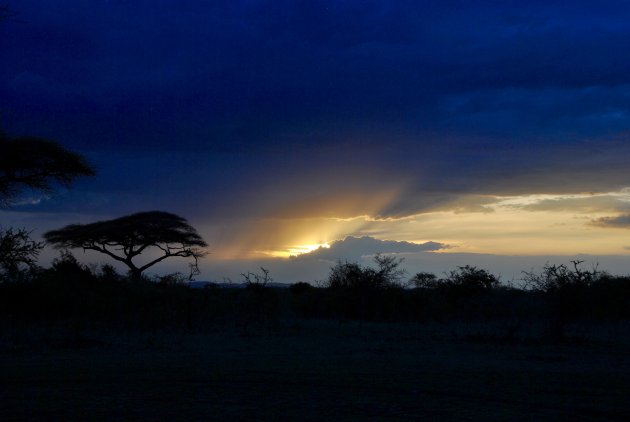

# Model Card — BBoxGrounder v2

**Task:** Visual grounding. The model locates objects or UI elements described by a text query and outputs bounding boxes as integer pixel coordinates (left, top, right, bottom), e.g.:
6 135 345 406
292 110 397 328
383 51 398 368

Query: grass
2 321 630 420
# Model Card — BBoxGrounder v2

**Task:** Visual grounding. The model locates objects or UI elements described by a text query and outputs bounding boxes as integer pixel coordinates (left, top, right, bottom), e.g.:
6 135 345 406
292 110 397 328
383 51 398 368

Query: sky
2 0 630 283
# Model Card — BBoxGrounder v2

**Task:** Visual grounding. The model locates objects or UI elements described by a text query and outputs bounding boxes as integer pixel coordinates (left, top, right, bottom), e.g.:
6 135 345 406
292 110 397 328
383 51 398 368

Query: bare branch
0 227 44 277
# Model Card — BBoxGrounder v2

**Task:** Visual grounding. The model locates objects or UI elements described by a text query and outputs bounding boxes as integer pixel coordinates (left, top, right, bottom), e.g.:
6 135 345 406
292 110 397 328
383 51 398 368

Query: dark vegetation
2 252 629 344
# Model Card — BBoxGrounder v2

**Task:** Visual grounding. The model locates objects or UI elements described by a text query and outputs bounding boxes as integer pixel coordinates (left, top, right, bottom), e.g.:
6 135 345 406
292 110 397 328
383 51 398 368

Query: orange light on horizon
260 242 331 258
205 188 630 261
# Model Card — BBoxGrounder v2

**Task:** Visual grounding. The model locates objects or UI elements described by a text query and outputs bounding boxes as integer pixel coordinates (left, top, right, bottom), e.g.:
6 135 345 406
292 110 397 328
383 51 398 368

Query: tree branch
84 243 127 264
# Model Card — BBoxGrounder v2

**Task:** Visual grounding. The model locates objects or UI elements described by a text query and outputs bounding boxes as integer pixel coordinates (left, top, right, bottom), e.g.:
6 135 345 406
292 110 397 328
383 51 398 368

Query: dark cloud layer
2 1 630 221
293 236 446 261
518 195 630 213
592 214 630 228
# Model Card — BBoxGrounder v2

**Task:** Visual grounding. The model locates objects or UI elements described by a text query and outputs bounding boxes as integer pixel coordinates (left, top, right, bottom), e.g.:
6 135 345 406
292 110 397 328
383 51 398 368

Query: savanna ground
2 320 630 421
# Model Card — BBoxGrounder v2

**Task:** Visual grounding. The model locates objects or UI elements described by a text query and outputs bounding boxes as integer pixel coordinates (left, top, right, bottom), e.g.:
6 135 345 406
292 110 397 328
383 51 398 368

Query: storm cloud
3 1 630 278
3 1 630 223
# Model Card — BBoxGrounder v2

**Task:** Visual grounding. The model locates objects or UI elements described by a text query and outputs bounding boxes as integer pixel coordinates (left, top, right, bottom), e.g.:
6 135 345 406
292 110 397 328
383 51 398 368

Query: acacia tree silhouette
0 134 95 279
44 211 208 280
0 133 96 206
0 8 94 206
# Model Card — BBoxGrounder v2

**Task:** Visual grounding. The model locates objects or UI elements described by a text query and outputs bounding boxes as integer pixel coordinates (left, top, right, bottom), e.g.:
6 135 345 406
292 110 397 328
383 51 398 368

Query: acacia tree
0 134 94 280
1 10 94 207
44 211 208 280
0 134 96 206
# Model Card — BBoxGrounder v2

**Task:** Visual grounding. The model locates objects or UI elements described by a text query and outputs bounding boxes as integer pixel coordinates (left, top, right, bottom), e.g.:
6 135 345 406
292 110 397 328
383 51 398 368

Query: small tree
522 260 601 293
373 254 406 286
443 265 499 291
327 254 405 290
44 211 207 280
46 249 94 282
241 267 272 289
409 272 438 289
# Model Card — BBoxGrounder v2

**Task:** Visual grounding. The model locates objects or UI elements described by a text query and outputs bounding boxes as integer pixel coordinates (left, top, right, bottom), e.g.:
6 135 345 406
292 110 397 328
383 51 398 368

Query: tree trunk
129 266 143 281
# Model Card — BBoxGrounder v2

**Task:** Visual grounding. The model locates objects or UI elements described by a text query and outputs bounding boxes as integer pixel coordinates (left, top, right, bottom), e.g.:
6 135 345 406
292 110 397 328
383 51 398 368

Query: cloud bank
293 236 447 261
591 214 630 228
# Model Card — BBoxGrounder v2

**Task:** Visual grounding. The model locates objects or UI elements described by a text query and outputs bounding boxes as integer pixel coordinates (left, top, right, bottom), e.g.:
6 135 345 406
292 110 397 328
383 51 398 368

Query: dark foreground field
2 321 630 421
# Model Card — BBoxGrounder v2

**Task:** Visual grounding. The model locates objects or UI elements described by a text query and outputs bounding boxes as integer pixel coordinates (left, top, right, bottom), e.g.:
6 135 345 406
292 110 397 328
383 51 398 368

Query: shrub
241 267 272 290
409 272 438 289
96 263 123 283
154 272 188 285
323 255 406 320
522 260 601 293
45 250 94 283
410 266 499 293
327 261 369 289
443 265 500 291
326 254 405 291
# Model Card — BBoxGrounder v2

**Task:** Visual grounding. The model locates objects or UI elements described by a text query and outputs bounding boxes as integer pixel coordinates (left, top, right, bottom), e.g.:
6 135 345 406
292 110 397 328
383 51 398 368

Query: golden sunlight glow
290 243 331 255
265 243 332 258
210 188 630 260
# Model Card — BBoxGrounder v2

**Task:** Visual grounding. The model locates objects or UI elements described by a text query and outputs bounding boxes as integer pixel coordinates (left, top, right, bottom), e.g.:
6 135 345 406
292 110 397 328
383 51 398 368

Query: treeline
2 252 630 341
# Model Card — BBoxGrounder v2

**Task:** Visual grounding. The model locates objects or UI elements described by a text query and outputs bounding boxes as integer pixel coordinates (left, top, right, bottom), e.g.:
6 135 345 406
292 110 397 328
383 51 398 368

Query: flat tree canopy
0 134 95 206
44 211 208 280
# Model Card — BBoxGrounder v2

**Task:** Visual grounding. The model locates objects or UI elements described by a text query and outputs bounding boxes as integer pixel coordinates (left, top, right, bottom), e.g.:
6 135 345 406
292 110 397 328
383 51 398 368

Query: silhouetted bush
409 272 438 289
322 255 408 320
95 263 123 284
43 250 95 285
321 256 407 320
2 254 630 339
442 265 500 292
326 254 405 291
520 262 628 339
410 266 499 294
154 272 188 286
242 267 272 290
523 261 601 293
405 266 511 322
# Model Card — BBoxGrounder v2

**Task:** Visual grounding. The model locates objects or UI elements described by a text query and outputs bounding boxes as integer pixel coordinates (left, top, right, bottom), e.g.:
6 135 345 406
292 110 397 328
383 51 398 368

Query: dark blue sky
3 1 630 279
